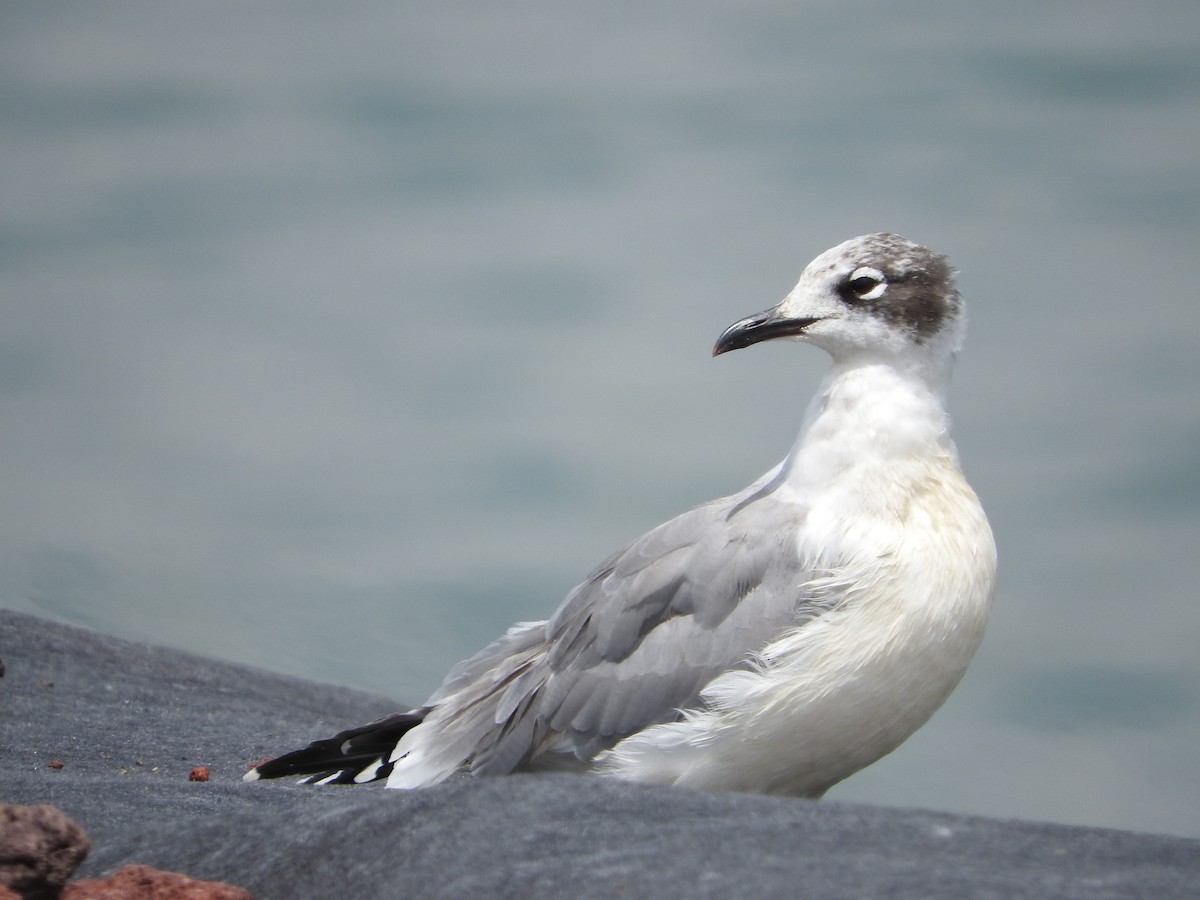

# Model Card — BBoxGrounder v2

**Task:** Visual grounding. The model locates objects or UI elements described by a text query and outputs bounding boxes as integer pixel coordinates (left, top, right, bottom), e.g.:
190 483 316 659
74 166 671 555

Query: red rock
0 803 91 897
188 766 210 782
63 864 253 899
47 760 65 770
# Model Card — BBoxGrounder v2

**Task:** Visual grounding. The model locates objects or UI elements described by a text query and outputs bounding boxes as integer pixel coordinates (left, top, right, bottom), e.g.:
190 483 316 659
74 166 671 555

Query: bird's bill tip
712 310 820 357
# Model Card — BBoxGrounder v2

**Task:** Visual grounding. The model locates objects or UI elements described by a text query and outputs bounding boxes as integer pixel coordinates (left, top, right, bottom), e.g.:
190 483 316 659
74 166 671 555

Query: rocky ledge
2 609 1197 898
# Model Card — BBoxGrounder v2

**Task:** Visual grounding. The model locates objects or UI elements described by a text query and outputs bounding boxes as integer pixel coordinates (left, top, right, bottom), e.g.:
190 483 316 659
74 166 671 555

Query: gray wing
426 480 819 776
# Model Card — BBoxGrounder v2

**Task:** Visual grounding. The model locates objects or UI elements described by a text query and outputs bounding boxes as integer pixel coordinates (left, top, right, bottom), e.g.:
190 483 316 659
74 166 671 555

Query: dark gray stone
2 608 1197 899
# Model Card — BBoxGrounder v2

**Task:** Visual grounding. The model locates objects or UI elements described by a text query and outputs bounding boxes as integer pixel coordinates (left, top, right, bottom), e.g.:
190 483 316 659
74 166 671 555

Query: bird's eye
842 266 887 301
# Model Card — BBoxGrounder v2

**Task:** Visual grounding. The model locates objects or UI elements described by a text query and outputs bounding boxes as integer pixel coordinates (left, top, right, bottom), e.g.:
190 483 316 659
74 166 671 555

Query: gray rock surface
2 608 1197 898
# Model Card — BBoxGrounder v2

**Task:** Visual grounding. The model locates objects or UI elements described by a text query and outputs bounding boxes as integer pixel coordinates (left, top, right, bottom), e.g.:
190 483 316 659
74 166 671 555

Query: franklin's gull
245 233 996 798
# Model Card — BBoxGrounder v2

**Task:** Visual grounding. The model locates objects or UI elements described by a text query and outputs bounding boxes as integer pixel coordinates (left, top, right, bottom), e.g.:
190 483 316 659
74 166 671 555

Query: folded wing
393 483 819 783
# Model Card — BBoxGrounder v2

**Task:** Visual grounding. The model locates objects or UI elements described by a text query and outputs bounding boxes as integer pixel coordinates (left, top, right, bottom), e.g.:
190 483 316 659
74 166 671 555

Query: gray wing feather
417 484 815 777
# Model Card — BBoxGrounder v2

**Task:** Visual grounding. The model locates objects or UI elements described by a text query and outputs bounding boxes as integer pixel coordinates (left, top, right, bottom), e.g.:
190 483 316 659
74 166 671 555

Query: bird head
713 233 964 375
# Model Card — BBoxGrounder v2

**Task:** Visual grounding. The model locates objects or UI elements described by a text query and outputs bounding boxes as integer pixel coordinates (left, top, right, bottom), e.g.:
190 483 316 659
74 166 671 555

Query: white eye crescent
845 266 887 301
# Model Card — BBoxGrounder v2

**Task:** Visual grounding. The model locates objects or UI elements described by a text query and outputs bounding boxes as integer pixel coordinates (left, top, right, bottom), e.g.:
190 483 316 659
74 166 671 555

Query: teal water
3 2 1199 838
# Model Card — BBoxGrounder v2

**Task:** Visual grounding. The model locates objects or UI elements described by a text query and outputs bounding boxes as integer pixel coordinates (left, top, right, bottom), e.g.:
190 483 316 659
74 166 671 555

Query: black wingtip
246 710 424 784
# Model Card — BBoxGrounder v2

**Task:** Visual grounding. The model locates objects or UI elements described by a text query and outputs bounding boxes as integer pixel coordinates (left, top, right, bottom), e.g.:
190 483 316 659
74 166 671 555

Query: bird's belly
710 567 990 797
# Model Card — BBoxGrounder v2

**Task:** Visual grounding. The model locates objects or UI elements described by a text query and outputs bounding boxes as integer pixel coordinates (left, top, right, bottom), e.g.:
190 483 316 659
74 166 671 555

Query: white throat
774 356 957 503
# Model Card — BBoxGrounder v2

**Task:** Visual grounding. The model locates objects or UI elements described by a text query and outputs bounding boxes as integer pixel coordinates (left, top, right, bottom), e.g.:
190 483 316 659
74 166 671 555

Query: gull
246 233 996 798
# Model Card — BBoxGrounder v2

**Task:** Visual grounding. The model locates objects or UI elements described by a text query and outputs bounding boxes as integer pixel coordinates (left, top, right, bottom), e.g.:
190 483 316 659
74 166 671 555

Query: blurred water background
3 1 1199 838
